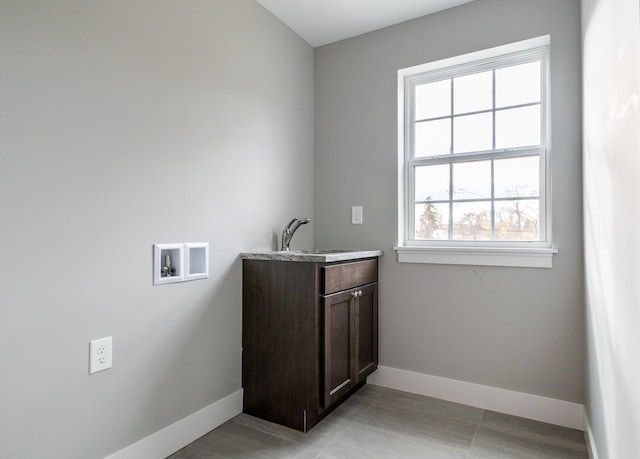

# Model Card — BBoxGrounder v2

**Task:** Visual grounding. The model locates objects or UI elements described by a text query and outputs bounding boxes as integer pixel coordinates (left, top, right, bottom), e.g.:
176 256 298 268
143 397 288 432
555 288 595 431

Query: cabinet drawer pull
329 379 352 396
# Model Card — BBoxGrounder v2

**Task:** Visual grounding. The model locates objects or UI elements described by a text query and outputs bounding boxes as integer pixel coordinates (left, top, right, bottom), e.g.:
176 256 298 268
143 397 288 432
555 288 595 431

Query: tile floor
168 385 587 458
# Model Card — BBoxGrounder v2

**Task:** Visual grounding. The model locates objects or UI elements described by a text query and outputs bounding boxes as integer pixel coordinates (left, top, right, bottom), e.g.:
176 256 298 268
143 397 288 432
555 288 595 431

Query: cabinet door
322 289 354 408
354 283 378 382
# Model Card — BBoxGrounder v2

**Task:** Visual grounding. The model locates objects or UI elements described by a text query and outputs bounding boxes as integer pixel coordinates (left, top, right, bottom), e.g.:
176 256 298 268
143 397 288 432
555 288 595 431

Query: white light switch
352 206 363 224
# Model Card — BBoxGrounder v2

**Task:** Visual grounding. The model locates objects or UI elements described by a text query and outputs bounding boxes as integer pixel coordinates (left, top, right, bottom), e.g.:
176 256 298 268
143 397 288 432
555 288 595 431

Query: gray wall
582 0 640 456
314 0 585 403
0 1 313 457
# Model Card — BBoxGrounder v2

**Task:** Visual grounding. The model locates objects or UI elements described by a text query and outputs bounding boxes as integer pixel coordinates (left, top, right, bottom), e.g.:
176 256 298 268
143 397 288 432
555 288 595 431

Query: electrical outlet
89 336 112 374
352 206 363 224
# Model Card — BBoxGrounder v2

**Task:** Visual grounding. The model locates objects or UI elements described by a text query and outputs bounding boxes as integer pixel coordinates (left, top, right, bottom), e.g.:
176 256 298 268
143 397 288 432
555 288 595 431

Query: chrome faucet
281 217 310 251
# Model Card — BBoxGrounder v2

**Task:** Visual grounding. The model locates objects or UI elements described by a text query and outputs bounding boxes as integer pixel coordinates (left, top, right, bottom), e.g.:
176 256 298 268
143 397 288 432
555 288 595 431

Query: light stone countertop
239 249 383 263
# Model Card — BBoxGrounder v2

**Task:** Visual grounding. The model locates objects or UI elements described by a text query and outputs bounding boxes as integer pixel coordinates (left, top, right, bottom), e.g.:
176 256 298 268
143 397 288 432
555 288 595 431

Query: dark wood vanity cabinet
321 260 378 408
242 257 378 432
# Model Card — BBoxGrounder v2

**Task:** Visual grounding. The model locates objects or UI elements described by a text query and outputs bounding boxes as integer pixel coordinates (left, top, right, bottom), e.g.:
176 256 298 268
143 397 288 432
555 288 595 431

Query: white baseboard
368 366 584 431
583 409 600 459
106 389 243 459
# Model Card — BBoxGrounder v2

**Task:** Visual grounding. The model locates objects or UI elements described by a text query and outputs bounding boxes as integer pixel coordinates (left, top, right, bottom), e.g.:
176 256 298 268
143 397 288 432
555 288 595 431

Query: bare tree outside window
416 197 442 240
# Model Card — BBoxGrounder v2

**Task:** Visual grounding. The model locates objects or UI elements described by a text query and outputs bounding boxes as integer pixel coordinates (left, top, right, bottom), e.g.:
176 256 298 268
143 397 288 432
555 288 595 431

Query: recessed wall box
185 242 209 281
154 243 184 285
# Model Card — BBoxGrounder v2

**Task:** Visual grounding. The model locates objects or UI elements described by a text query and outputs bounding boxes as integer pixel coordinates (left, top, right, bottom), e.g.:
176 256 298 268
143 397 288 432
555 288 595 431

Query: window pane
453 70 493 115
494 156 539 198
452 161 491 199
415 164 450 201
495 105 540 149
495 199 539 241
415 79 451 120
452 201 492 240
415 203 449 240
495 61 541 108
453 112 492 153
415 119 451 157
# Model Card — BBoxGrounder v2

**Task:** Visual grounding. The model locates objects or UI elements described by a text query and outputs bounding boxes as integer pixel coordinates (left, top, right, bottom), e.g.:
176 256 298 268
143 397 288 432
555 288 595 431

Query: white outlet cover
89 336 113 374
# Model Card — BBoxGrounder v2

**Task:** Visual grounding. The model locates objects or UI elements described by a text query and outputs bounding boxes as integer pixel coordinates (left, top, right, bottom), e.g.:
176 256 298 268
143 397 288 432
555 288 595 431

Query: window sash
408 149 545 243
401 45 550 248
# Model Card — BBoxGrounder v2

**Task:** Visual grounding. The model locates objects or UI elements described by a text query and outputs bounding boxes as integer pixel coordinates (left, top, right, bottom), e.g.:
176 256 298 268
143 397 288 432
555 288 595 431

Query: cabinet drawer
322 259 377 295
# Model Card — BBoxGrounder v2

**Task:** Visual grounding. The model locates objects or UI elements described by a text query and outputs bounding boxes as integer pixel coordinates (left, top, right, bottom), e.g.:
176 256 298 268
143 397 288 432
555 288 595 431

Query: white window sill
394 246 558 268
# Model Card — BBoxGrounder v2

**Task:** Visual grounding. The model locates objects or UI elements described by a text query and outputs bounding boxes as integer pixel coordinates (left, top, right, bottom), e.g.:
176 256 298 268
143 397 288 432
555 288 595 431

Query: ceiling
255 0 477 47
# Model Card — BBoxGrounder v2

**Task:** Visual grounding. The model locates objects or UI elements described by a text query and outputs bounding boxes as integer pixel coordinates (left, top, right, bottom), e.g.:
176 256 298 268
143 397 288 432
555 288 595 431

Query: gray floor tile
181 418 309 459
327 390 377 422
167 386 588 459
354 403 477 450
166 448 204 459
353 383 387 403
479 410 587 452
232 414 308 444
468 425 588 459
289 394 376 452
374 388 484 426
320 421 468 459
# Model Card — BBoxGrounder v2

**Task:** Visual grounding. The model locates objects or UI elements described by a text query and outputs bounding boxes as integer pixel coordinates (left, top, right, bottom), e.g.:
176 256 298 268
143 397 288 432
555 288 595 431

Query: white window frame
396 36 557 268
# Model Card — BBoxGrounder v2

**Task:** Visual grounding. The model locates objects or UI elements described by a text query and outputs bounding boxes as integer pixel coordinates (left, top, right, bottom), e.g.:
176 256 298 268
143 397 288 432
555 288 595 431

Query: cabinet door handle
358 290 363 297
351 291 358 298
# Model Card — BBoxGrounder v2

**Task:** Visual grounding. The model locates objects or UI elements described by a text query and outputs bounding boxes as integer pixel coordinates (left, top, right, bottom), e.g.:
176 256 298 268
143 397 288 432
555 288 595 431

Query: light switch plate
352 206 363 224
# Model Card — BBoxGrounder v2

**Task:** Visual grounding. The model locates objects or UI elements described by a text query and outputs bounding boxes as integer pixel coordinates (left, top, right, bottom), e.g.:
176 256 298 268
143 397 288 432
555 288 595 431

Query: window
397 36 557 267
